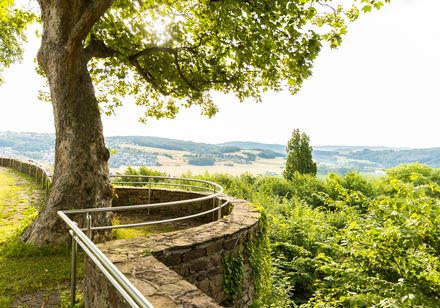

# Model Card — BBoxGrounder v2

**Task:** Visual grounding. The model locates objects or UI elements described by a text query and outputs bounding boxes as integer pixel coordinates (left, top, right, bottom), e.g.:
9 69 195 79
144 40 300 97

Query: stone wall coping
98 199 259 258
114 255 220 307
95 199 260 307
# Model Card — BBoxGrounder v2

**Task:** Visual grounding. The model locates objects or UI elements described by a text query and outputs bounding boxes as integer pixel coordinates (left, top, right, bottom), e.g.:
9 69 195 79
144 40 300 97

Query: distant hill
0 132 55 162
313 145 401 152
218 141 286 153
0 132 439 175
347 148 440 167
109 136 222 153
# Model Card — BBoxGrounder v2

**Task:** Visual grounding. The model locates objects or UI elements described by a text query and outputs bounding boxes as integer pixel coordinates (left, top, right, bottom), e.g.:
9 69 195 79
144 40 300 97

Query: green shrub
121 164 440 307
255 176 293 199
289 172 327 207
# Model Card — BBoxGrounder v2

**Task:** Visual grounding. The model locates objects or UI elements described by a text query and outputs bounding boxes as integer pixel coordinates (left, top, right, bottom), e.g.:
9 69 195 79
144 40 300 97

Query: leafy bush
288 172 327 207
114 166 168 185
387 163 440 186
341 172 376 197
128 166 168 177
189 172 256 200
255 176 293 199
267 166 440 307
121 164 440 307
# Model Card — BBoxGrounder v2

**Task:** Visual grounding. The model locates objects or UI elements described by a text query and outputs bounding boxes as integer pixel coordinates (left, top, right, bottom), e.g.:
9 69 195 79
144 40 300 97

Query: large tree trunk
23 1 113 246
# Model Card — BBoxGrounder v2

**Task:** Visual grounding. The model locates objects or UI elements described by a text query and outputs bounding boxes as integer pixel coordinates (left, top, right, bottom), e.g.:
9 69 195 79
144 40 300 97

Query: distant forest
0 132 439 175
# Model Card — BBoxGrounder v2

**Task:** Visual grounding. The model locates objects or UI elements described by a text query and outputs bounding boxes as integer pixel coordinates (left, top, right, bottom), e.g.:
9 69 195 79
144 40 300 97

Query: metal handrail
1 157 229 306
63 193 225 214
58 211 154 308
59 175 230 308
110 174 223 190
111 182 213 192
84 198 229 231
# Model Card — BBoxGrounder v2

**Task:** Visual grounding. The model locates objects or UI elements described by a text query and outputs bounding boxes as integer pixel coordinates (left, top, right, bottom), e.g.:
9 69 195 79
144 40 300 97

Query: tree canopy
0 0 32 84
85 0 388 121
0 0 390 245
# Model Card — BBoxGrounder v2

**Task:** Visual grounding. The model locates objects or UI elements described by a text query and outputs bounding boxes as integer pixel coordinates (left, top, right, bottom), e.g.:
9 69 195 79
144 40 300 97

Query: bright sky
0 0 439 148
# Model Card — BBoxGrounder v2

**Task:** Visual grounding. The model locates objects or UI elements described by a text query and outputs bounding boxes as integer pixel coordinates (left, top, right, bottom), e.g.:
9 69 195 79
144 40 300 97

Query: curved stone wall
0 157 51 194
0 157 262 306
85 189 260 307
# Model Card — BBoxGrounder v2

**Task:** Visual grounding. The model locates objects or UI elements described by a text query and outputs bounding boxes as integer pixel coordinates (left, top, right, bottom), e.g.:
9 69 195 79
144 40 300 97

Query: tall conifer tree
283 129 317 179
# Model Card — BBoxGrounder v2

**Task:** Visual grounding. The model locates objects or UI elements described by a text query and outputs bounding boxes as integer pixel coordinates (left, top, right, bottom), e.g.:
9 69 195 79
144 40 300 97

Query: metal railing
0 157 230 307
58 175 230 308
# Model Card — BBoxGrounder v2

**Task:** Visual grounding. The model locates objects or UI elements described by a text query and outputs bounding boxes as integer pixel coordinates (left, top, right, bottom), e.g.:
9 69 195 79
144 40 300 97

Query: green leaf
362 5 372 13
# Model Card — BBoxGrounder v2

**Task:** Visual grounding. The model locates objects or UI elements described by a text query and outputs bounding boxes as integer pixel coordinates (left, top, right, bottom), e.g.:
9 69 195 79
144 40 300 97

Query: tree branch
314 0 337 13
85 38 174 96
86 40 226 97
209 0 254 7
128 46 177 61
68 0 114 50
172 52 199 92
84 36 119 60
128 46 200 92
128 57 171 96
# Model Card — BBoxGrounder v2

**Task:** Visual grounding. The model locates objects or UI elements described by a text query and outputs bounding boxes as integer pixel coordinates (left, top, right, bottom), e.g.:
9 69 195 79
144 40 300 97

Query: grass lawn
0 167 199 306
0 167 82 307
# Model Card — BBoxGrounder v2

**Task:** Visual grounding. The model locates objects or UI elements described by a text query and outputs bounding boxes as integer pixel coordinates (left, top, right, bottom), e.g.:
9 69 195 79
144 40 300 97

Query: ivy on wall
248 208 272 304
222 206 272 306
223 254 244 304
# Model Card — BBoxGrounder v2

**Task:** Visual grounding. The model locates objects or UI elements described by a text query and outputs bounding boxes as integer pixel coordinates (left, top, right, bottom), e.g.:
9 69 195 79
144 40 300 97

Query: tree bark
22 1 113 246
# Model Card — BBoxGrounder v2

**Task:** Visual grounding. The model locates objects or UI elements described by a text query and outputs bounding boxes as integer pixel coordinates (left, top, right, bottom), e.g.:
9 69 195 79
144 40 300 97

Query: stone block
164 253 182 266
182 247 206 262
196 270 208 282
222 237 240 250
198 279 210 293
209 254 222 268
189 257 210 273
205 240 223 256
207 264 222 276
148 294 178 307
169 264 190 277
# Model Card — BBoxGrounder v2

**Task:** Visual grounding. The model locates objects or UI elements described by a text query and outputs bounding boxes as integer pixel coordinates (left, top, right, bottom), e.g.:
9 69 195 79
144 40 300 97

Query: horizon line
1 130 438 150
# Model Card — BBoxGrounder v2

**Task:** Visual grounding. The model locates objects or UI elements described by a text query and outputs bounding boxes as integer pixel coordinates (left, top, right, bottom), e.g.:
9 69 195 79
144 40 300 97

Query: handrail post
70 228 78 308
217 198 222 220
148 179 151 204
148 179 151 215
212 186 216 221
86 214 92 239
45 180 49 199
